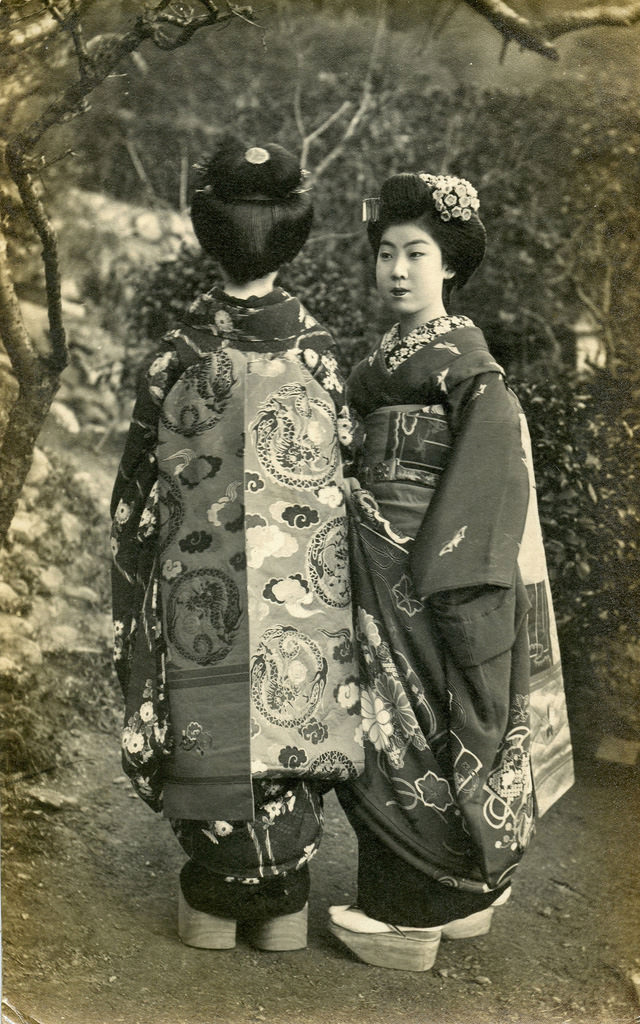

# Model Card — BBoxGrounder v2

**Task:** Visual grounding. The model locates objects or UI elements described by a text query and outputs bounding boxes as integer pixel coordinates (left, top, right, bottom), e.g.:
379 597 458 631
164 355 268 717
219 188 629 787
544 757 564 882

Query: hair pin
362 197 381 223
245 147 270 165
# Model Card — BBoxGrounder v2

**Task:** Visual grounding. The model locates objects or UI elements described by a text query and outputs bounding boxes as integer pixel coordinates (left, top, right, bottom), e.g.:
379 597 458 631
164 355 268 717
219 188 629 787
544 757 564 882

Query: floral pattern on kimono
337 317 573 893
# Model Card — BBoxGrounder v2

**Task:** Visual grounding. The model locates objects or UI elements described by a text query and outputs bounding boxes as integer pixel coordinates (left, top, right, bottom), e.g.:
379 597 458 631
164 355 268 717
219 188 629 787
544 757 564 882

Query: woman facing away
329 171 575 971
110 136 362 954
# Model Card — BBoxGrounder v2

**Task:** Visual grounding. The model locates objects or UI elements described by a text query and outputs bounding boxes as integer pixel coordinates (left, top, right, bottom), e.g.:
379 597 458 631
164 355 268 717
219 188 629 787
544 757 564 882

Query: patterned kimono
111 286 361 885
337 315 574 925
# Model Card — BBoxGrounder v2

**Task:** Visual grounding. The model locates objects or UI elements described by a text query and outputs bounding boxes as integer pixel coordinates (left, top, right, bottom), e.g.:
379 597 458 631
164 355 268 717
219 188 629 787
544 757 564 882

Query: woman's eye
379 251 392 260
410 251 425 259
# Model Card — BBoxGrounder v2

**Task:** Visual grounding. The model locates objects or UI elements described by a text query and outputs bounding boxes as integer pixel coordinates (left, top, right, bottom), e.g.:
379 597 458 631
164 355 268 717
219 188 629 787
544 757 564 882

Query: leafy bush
515 374 640 738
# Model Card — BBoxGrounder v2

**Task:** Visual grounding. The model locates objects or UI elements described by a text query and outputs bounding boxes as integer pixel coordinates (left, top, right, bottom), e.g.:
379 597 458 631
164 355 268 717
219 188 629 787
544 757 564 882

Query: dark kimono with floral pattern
111 287 360 882
337 315 574 918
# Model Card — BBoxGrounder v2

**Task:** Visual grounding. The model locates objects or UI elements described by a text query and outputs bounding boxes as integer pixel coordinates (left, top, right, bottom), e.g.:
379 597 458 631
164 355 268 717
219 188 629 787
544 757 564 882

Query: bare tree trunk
0 374 60 543
0 1 255 549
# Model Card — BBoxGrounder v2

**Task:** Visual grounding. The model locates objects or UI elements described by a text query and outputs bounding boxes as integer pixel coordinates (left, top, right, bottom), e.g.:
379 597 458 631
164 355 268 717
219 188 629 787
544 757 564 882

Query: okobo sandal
328 906 441 971
244 903 308 951
178 888 236 949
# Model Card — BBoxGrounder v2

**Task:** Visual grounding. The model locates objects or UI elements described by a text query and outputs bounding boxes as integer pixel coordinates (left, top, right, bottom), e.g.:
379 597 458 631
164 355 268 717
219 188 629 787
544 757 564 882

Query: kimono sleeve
111 343 181 686
410 371 529 602
301 340 357 468
110 345 181 517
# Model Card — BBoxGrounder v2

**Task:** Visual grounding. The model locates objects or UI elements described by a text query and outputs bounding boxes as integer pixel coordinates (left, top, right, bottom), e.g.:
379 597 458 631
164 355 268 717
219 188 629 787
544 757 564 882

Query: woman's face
376 220 454 335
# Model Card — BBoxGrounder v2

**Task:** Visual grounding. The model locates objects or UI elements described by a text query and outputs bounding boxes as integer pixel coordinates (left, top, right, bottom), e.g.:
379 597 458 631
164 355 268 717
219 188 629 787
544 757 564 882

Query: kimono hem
338 319 573 895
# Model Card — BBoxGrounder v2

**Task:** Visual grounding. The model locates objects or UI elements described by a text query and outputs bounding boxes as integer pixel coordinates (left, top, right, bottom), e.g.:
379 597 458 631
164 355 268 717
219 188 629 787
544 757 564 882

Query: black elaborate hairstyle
190 135 313 284
366 172 486 301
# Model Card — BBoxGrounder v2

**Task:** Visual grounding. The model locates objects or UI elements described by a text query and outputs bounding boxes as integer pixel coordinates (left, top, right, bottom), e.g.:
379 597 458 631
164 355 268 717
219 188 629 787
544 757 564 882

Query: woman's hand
341 476 361 503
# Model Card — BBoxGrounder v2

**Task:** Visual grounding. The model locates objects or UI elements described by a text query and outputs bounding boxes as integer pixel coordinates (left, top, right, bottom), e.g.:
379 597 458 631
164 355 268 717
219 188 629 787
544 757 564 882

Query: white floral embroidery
380 316 473 372
148 351 174 376
214 309 234 333
114 499 132 525
303 347 319 368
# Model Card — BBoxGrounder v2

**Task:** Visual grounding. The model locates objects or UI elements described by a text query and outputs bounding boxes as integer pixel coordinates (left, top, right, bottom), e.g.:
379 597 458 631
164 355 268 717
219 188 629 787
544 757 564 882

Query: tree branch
5 2 255 363
462 0 640 60
0 0 256 546
542 3 640 40
462 0 560 59
0 232 40 383
3 153 68 373
306 12 385 184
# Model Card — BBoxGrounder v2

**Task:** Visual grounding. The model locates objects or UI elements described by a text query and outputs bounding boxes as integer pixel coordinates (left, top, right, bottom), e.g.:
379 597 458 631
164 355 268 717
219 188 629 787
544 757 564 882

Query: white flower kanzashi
418 173 480 223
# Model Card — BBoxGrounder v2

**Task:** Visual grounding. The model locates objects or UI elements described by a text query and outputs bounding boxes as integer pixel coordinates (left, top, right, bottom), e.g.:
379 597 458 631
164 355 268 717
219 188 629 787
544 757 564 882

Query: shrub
516 374 640 739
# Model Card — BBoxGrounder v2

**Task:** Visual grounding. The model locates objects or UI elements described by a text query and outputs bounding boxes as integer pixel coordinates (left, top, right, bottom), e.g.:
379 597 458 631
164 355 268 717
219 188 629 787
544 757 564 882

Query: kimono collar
185 286 316 351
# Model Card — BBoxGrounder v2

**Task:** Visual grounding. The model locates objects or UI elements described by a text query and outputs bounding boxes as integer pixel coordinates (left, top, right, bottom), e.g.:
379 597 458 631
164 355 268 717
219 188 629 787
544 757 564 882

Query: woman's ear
443 266 456 280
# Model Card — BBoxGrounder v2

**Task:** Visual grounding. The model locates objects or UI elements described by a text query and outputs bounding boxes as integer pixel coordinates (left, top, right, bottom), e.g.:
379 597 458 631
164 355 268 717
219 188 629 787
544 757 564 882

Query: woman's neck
223 271 278 300
399 303 448 338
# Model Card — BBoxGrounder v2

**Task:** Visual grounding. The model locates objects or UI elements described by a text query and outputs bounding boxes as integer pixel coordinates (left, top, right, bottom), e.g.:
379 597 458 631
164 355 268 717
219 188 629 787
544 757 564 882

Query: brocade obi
358 404 451 490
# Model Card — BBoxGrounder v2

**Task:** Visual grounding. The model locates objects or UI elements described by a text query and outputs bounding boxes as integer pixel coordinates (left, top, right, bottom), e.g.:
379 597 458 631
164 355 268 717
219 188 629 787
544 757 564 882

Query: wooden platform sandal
244 904 309 951
441 886 512 940
178 888 236 949
328 906 441 971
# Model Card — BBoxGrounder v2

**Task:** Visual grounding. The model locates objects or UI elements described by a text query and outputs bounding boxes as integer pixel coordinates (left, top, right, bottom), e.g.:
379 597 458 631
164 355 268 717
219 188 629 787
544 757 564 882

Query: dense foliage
58 8 640 382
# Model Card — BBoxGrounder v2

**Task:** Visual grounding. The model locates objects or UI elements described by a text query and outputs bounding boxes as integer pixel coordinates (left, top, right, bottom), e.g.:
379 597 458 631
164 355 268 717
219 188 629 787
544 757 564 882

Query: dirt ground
2 422 640 1024
2 721 640 1024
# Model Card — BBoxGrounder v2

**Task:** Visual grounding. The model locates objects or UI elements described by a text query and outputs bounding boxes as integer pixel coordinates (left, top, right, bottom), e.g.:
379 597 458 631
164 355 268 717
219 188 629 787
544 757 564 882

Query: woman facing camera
330 170 574 971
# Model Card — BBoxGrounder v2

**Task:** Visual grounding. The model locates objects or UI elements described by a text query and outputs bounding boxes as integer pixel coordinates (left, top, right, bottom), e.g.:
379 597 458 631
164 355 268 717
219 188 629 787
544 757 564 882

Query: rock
3 634 43 666
0 655 21 676
25 786 80 810
60 512 83 546
0 581 22 612
9 511 47 543
25 447 52 487
42 624 82 652
62 584 100 604
0 613 34 640
49 402 80 435
39 565 65 594
10 577 30 597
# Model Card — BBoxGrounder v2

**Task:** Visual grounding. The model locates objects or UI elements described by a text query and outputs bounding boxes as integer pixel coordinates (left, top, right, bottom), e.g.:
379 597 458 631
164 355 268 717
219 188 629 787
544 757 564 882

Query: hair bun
195 134 303 202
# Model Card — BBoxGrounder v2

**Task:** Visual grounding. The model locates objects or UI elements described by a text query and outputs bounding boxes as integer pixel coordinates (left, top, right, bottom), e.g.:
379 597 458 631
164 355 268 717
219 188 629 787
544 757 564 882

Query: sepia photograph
1 2 639 1022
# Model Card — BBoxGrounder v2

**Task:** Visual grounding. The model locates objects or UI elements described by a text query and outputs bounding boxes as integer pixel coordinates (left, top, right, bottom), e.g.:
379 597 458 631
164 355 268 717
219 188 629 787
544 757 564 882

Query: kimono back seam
111 288 363 820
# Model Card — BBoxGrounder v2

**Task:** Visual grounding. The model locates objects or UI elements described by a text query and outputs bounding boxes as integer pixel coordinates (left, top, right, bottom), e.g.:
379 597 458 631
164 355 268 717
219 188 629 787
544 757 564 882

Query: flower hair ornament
362 173 480 223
